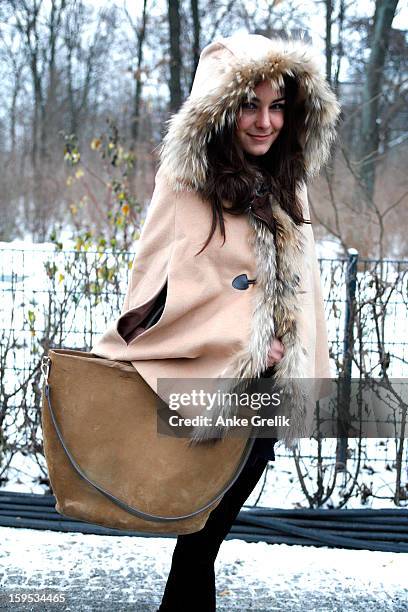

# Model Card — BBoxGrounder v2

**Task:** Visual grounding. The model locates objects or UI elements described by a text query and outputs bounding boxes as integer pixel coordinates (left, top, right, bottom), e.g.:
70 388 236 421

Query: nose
255 107 272 130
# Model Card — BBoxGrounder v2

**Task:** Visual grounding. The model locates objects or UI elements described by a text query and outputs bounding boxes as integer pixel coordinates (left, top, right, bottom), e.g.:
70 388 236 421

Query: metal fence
0 246 407 508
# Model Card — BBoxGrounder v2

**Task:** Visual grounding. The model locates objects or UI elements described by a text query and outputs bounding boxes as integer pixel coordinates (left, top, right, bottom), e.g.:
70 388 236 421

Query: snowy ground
2 439 407 612
0 526 407 612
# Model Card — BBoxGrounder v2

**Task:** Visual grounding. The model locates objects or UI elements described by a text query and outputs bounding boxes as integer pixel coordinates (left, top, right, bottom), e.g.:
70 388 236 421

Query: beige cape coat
92 34 340 448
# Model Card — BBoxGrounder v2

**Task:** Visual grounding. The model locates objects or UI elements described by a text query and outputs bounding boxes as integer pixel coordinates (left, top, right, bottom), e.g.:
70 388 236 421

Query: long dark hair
197 73 310 255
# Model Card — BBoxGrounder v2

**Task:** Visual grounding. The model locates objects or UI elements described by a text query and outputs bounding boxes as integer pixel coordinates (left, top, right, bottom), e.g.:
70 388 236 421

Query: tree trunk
324 0 336 178
131 0 148 145
333 0 346 97
357 0 399 204
190 0 200 91
168 0 182 113
325 0 333 86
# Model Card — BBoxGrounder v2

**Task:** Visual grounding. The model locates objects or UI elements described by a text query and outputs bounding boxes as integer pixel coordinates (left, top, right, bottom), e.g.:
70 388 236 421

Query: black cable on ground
0 491 407 553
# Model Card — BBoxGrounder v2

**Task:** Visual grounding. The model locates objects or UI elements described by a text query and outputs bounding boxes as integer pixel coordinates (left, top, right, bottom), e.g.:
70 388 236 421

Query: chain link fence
0 245 407 508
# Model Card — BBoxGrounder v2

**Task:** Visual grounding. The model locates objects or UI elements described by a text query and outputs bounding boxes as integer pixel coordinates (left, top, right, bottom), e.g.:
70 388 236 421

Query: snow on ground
0 526 407 611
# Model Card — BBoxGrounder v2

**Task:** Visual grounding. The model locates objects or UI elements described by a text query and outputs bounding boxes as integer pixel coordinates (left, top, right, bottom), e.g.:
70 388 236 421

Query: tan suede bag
41 349 254 535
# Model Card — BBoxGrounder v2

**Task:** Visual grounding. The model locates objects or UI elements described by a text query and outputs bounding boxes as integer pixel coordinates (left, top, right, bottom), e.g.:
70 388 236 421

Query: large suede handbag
41 349 254 535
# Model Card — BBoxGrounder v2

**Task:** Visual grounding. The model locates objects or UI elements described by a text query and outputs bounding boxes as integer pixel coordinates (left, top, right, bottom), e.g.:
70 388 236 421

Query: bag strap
43 383 256 523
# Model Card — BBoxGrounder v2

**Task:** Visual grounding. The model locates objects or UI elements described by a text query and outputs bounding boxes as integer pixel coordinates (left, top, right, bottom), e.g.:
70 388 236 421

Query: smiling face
235 80 285 156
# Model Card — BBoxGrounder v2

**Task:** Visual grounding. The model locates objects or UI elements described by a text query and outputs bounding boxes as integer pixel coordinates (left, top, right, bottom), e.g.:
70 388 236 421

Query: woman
92 33 339 610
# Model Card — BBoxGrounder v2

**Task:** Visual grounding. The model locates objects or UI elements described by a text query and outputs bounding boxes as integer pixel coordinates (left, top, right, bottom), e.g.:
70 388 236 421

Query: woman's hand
267 338 285 367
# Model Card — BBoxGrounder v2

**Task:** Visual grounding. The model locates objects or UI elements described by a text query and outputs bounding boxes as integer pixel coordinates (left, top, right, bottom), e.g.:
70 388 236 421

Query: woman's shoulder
139 167 213 244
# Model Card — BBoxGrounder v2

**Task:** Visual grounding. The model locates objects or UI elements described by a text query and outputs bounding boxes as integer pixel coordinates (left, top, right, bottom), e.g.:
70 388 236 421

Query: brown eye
270 102 285 111
241 102 257 110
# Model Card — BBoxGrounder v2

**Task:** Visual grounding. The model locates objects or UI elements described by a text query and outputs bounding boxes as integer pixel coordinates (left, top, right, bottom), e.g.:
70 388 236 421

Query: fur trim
189 197 309 450
160 38 340 191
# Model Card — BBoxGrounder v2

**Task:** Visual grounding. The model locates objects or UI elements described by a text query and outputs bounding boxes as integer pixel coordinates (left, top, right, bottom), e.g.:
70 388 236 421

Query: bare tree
124 0 149 146
332 0 346 96
8 0 72 239
64 3 118 137
325 0 333 85
168 0 182 112
356 0 399 204
190 0 200 88
0 0 406 255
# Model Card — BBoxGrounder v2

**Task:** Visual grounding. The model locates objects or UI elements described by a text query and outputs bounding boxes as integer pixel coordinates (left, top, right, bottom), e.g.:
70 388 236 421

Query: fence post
336 248 359 473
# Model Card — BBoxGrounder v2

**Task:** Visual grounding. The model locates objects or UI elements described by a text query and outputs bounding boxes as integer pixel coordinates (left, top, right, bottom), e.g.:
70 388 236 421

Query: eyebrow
250 96 286 103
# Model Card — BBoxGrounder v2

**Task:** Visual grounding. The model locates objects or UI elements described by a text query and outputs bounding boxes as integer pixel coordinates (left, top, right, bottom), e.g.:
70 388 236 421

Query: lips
248 134 273 141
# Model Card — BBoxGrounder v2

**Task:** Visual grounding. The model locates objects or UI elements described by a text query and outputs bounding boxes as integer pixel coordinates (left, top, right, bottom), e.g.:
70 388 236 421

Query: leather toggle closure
232 274 257 290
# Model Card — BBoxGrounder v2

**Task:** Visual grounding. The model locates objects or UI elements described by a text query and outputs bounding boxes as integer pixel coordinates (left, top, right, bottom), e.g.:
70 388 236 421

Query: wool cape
92 34 340 449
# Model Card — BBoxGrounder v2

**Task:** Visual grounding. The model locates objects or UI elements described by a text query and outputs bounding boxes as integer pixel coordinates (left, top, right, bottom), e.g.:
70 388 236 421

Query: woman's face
235 80 285 156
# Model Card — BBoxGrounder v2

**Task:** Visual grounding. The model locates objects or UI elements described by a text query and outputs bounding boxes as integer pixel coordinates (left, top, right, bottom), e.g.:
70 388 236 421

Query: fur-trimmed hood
160 34 340 190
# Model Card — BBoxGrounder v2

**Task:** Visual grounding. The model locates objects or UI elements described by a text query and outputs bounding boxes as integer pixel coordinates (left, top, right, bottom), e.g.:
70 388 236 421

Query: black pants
158 439 271 611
